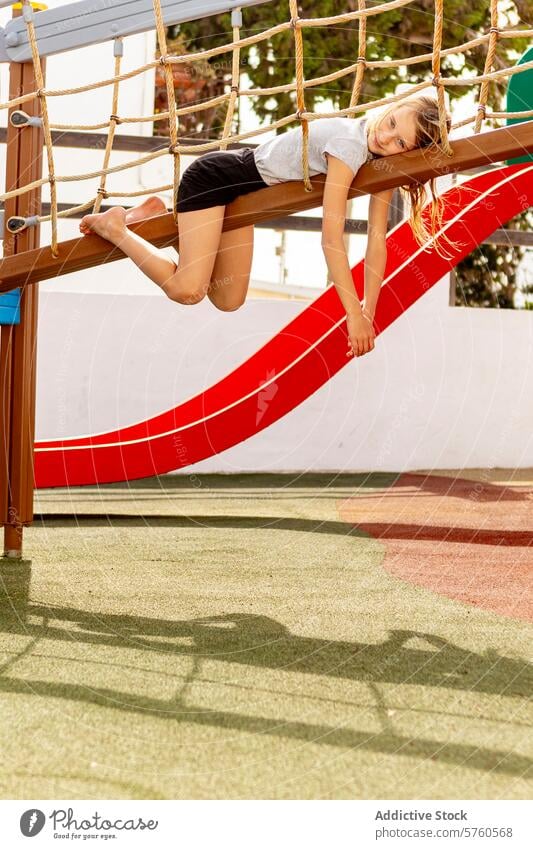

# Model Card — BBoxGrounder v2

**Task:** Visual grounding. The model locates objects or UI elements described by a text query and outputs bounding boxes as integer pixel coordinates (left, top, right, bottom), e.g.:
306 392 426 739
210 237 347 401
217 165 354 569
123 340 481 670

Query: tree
453 209 533 307
154 31 225 137
173 1 532 130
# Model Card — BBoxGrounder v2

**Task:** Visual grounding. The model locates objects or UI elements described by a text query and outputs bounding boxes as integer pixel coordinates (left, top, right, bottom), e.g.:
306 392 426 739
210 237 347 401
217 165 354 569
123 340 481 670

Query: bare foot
79 206 127 242
125 196 167 226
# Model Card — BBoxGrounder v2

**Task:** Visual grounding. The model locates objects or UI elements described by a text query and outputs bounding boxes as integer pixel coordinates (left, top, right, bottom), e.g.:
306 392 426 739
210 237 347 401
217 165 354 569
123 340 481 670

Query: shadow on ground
1 559 531 781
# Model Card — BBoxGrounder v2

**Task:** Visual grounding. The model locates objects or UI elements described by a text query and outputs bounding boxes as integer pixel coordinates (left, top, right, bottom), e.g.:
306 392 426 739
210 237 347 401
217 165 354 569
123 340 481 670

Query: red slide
34 164 533 488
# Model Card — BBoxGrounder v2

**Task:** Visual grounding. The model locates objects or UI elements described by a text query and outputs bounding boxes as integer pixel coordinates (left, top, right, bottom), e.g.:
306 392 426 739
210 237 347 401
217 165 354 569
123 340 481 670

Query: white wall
34 275 533 474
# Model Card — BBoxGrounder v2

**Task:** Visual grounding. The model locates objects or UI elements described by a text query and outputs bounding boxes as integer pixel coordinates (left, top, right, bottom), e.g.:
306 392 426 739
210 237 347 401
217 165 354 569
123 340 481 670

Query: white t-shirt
253 116 374 186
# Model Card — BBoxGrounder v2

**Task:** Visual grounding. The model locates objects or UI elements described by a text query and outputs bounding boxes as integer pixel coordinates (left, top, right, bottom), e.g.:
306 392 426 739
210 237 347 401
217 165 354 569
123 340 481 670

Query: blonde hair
371 95 453 257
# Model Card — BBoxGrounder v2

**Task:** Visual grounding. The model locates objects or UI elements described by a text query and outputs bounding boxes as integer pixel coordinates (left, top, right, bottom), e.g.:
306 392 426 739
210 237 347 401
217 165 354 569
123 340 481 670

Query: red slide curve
34 164 533 488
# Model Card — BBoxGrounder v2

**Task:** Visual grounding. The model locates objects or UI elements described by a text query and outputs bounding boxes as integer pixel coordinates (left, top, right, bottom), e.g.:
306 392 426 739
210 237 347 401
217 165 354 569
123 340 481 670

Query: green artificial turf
0 474 531 800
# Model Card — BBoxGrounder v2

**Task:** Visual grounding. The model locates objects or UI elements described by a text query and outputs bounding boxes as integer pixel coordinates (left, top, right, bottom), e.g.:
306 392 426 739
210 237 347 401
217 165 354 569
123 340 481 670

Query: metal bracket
22 4 35 24
10 110 43 128
7 215 39 234
2 0 272 62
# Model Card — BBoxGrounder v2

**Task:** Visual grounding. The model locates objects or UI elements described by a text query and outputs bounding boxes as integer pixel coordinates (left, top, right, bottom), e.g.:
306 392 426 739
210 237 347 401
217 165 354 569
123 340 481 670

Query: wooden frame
0 11 43 559
1 120 532 294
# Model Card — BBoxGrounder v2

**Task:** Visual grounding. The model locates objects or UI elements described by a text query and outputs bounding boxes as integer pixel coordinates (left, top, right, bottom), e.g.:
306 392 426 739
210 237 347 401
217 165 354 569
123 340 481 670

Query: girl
79 94 451 359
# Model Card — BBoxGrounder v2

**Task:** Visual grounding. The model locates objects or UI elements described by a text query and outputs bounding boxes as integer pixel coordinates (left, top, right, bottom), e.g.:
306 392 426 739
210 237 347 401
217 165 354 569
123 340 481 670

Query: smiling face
367 104 419 156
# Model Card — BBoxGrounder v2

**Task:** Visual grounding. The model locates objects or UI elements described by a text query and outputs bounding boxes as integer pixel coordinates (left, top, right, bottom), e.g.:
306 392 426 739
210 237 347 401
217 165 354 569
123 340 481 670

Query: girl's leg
79 204 225 305
124 196 167 225
207 225 255 312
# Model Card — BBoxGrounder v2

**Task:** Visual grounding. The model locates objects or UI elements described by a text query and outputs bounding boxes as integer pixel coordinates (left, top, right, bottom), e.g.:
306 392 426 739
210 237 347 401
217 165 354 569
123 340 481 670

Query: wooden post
0 5 44 559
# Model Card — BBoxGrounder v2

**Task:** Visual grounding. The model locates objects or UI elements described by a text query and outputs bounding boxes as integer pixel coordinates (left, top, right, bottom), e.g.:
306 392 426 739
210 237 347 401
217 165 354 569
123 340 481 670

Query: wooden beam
0 120 532 294
0 127 248 154
32 203 533 244
34 200 372 234
484 228 533 247
0 12 43 558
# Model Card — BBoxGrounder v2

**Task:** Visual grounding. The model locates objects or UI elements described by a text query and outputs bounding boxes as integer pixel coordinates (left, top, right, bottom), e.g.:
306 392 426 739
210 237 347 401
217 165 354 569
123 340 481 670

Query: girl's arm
321 154 363 318
321 154 375 358
364 188 394 320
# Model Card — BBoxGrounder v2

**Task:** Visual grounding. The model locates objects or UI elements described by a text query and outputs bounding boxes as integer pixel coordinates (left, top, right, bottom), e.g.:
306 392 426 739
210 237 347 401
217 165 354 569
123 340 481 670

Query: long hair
370 95 454 257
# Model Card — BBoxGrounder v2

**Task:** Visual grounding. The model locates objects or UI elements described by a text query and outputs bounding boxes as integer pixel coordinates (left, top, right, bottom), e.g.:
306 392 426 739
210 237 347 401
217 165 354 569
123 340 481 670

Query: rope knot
169 143 178 155
357 56 366 66
159 55 168 65
230 85 239 93
96 187 108 198
36 88 45 99
290 16 300 29
477 103 487 115
295 109 306 121
431 74 441 87
489 26 499 34
110 114 121 125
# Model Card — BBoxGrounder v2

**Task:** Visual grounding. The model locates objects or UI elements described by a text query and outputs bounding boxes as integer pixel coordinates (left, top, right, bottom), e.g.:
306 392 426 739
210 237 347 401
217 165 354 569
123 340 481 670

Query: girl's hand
346 310 375 358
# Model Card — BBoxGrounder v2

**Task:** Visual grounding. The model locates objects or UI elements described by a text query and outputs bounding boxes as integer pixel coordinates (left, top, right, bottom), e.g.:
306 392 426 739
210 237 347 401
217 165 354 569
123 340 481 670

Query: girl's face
367 105 419 157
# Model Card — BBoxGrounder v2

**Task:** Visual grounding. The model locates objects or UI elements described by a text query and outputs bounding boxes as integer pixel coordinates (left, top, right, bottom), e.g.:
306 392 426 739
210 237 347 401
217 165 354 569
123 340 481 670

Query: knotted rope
1 0 531 237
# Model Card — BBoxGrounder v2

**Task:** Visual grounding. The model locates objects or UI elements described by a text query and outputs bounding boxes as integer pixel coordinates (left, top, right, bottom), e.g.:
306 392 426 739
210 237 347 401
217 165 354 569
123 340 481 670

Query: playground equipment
507 45 533 164
0 0 532 557
33 163 533 487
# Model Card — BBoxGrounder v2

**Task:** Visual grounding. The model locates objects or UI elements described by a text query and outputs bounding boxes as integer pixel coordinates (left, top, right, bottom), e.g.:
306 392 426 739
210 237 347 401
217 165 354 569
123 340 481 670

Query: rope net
3 0 533 256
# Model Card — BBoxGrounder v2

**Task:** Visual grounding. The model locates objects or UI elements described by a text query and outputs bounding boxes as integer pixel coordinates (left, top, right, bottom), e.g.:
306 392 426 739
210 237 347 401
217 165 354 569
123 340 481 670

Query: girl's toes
80 215 95 234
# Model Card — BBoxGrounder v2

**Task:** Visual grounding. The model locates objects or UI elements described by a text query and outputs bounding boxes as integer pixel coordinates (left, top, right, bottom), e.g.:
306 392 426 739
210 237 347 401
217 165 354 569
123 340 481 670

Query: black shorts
176 147 268 213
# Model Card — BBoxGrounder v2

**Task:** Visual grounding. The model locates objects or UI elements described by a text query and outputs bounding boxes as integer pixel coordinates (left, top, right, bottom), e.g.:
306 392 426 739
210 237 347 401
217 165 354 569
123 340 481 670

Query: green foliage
174 0 532 131
454 211 533 308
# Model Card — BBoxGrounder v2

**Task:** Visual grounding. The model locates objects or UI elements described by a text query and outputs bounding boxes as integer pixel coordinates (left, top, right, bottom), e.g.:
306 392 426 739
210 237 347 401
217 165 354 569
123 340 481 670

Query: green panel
506 45 533 164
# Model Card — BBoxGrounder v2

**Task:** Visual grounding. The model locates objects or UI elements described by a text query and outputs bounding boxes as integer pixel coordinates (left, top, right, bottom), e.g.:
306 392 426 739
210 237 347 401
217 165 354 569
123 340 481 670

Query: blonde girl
80 94 452 359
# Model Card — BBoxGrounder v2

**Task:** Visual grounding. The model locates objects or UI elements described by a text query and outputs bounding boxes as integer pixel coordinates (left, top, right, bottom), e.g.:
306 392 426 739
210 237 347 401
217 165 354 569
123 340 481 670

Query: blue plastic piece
0 289 21 325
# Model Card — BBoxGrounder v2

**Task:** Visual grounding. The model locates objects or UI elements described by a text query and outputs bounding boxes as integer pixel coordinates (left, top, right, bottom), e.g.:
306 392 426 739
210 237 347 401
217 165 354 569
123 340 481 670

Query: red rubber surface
338 473 533 622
